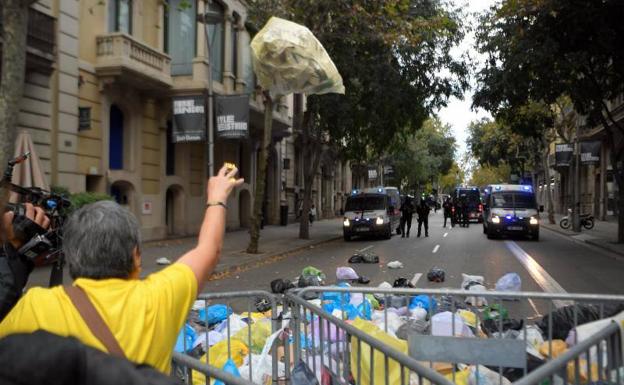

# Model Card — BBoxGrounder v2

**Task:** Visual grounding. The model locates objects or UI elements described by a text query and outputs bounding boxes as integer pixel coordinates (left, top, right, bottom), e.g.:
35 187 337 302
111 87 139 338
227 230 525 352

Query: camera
1 153 71 273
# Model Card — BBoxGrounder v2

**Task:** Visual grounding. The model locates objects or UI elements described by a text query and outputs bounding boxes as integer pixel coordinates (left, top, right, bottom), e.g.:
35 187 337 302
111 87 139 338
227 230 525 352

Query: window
166 120 175 175
109 0 132 34
167 0 197 75
206 1 224 82
109 105 124 170
231 13 239 80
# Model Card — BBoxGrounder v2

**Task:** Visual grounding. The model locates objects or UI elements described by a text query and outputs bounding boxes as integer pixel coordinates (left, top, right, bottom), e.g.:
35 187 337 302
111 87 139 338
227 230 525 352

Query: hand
2 203 50 249
207 165 244 204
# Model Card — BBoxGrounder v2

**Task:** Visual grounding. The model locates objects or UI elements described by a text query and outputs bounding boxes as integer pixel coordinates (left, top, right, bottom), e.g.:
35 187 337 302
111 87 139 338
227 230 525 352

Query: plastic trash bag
192 340 249 385
271 278 296 294
396 319 429 340
357 300 373 320
379 281 393 289
469 365 511 385
431 312 474 337
495 273 522 292
199 304 232 325
461 273 485 289
445 367 471 385
393 277 413 288
519 325 545 350
350 318 408 385
539 340 568 358
483 304 509 321
174 323 196 353
410 307 428 321
238 328 285 384
291 361 320 385
410 295 436 312
192 330 224 350
302 266 326 280
349 252 379 264
215 313 247 335
214 358 241 385
387 261 404 269
371 310 404 336
427 267 445 282
336 266 359 280
232 320 272 354
457 309 478 329
250 17 345 96
536 304 601 340
366 294 381 310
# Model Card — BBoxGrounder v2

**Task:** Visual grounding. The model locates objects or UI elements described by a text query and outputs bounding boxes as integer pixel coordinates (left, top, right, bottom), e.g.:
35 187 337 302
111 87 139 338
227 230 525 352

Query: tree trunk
0 1 30 216
246 94 273 254
298 110 323 240
541 138 555 224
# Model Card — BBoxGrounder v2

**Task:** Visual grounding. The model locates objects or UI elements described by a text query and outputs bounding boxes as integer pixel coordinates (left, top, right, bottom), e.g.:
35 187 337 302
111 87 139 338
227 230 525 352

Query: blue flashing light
505 215 512 220
522 185 532 191
46 200 57 209
495 186 502 191
472 187 477 191
352 189 358 195
378 188 383 193
484 189 489 193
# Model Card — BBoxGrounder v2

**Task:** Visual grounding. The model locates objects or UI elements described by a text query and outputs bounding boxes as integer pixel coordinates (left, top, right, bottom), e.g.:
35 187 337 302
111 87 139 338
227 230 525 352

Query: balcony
0 7 55 74
95 33 172 92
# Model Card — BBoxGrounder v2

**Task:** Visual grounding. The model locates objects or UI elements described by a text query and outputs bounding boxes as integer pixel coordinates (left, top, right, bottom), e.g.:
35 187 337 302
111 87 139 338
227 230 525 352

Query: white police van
482 184 543 241
342 187 401 241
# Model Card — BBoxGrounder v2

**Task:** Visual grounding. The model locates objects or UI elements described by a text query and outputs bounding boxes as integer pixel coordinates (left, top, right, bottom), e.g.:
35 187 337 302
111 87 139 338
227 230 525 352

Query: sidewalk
27 218 343 288
541 213 624 257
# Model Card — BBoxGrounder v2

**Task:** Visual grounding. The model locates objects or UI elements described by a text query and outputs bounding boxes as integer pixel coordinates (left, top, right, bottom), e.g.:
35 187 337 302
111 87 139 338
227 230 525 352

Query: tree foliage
470 163 511 187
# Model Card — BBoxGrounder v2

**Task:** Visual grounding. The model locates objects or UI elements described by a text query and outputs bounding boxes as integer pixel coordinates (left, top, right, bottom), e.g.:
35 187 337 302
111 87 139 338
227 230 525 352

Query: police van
482 184 543 241
342 187 401 241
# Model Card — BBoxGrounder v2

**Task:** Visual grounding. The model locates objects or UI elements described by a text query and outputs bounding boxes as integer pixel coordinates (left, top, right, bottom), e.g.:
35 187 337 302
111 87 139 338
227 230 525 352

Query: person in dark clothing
443 197 453 228
399 196 415 237
416 199 430 237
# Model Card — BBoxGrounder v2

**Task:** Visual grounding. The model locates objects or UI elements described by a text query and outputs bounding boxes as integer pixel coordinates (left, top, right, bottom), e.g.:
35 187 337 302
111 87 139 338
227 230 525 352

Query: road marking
410 273 422 287
357 245 374 252
432 245 440 253
443 232 448 237
505 240 572 308
528 298 542 318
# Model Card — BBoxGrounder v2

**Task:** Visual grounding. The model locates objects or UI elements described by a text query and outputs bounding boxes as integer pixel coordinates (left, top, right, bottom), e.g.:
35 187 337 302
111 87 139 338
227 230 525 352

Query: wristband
206 201 227 209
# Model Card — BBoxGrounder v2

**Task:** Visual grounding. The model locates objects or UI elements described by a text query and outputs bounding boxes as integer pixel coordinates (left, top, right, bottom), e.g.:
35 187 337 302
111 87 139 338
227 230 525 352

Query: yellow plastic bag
445 367 470 385
232 320 272 354
192 340 249 385
539 340 567 358
350 318 408 385
457 309 478 329
250 17 345 96
566 360 599 384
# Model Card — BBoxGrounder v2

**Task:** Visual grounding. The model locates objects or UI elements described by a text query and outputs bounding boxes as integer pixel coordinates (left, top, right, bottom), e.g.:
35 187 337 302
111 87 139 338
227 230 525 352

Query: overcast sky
436 0 495 163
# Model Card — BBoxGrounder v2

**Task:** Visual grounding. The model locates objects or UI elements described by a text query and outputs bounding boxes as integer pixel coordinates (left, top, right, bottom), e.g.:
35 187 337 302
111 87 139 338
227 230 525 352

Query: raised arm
177 165 243 291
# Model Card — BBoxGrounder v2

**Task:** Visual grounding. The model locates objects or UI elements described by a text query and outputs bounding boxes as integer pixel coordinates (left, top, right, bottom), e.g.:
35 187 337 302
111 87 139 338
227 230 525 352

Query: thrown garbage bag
483 304 509 321
198 304 232 325
431 311 474 337
255 297 271 312
251 17 345 96
409 295 436 312
393 277 413 288
427 267 445 282
357 276 371 284
302 266 326 280
232 320 272 354
461 273 485 289
271 278 295 294
495 272 522 292
536 304 601 340
410 307 428 321
481 318 523 336
336 266 359 280
539 339 568 358
349 252 379 264
437 295 467 313
214 358 242 385
396 319 429 340
469 365 512 385
387 261 404 269
174 323 196 353
290 361 320 385
192 340 249 384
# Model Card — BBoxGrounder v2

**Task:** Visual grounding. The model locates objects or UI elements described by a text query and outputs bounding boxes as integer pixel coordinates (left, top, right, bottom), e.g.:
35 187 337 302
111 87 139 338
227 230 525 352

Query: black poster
172 95 206 143
215 94 249 139
555 143 573 167
580 141 601 164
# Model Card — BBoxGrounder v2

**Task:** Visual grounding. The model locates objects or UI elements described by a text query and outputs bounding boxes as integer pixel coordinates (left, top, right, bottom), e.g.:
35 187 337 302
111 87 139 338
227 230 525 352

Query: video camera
1 153 71 285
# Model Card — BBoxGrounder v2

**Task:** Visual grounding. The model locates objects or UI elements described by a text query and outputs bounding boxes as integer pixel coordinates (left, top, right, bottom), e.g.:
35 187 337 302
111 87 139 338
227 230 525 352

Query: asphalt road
203 210 624 317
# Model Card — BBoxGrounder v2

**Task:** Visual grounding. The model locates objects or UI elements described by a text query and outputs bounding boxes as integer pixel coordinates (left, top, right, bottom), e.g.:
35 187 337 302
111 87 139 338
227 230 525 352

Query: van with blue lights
453 186 483 222
342 187 401 241
482 184 544 240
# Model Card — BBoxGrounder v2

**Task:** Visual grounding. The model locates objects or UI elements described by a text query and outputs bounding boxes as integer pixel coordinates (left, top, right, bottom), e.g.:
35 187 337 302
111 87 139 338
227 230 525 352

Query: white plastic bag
431 312 474 338
461 274 488 307
250 17 345 96
469 365 511 385
495 273 522 292
238 328 285 384
336 266 359 280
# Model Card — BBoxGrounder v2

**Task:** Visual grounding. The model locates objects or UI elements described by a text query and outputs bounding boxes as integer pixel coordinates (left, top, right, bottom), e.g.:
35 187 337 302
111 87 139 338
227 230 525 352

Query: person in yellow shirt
0 165 243 374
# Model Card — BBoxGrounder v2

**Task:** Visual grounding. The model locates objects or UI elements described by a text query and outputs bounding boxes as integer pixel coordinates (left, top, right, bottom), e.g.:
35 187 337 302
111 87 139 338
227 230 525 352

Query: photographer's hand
2 203 50 249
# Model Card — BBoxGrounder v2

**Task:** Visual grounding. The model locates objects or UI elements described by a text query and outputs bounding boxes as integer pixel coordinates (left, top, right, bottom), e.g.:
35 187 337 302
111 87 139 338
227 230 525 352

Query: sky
436 0 496 162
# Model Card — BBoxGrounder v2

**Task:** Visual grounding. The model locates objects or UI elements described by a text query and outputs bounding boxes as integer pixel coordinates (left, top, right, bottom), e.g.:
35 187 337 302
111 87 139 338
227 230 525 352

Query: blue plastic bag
357 299 372 320
174 323 196 353
199 304 232 325
214 358 241 385
321 285 350 304
410 295 437 312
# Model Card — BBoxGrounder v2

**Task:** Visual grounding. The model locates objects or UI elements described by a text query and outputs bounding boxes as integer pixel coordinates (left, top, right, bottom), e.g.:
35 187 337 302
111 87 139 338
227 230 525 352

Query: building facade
9 0 352 240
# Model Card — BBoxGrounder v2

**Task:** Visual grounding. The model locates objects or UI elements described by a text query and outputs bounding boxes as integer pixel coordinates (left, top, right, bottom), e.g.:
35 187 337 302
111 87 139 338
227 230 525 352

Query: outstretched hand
2 203 50 249
207 165 244 203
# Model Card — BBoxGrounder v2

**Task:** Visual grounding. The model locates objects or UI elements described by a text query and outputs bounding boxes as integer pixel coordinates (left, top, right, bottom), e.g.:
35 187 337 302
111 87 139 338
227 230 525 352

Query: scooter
559 208 595 230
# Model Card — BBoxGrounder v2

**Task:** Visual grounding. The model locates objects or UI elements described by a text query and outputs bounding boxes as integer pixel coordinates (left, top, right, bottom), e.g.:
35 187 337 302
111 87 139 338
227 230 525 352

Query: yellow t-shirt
0 263 197 374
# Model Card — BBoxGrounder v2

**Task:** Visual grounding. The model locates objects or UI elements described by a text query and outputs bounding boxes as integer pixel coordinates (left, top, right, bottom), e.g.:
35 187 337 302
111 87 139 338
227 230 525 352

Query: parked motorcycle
559 208 595 230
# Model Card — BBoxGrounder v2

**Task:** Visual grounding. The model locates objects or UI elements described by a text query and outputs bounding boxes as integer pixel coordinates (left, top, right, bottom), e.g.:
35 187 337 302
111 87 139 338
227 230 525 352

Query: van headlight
376 217 384 225
343 218 350 227
529 216 538 225
491 215 501 224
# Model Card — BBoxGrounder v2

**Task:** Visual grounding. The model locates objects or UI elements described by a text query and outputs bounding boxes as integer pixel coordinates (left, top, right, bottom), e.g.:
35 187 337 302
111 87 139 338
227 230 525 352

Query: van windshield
492 192 536 209
345 195 386 211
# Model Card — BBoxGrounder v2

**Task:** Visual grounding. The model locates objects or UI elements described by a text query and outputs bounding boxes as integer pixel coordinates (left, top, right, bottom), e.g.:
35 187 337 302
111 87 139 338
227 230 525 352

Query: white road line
443 232 448 237
358 245 374 252
410 273 422 287
528 298 542 318
505 240 572 308
432 245 440 253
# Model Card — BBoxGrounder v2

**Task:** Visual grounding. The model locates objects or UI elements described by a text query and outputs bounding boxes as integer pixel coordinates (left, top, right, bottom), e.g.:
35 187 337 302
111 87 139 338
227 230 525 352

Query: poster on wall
555 143 573 167
215 94 250 139
368 168 378 180
580 141 601 164
172 95 206 142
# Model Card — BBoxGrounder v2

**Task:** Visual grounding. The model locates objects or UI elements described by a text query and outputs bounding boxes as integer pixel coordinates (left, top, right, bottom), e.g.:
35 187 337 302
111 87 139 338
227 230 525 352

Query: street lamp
197 2 222 178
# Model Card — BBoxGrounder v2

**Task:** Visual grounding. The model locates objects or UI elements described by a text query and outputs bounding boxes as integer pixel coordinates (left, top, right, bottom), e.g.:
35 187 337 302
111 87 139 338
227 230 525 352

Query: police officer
443 197 452 228
417 199 430 237
399 196 415 237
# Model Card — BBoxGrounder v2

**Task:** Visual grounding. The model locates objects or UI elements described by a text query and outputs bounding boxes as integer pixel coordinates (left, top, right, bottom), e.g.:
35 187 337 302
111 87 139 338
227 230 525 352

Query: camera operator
0 203 50 320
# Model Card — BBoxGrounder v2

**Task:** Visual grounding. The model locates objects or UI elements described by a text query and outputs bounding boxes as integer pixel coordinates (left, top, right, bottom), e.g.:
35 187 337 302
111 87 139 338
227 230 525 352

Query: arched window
109 105 124 170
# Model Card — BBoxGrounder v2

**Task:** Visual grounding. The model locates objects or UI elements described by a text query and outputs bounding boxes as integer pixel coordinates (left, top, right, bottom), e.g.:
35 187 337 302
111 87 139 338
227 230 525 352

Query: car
342 188 401 241
482 184 543 241
453 187 483 222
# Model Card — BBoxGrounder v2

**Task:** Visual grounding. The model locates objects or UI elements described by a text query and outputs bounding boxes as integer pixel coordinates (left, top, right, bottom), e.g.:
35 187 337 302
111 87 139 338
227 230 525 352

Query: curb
542 225 624 260
208 235 343 281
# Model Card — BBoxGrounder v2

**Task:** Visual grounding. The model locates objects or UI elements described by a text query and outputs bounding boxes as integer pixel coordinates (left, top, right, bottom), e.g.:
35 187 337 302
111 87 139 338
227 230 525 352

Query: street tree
0 0 38 212
439 162 464 194
248 0 468 239
473 0 624 241
470 163 511 188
